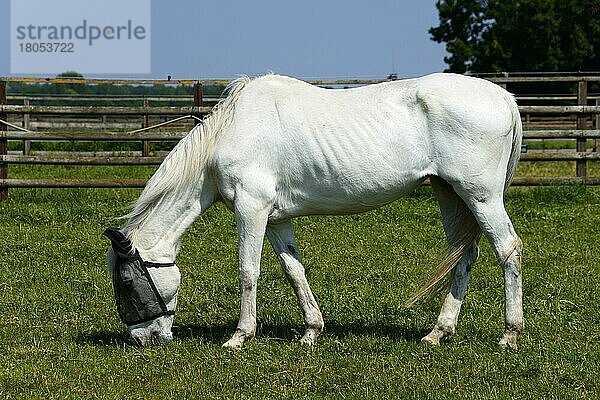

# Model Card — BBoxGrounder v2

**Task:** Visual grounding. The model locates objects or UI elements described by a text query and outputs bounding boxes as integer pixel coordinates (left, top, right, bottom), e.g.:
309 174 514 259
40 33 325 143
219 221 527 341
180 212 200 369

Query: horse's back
222 72 515 145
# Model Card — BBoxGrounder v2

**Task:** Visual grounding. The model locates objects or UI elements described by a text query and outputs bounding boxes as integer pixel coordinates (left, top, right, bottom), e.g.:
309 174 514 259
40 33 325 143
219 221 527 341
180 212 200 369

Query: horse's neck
126 171 216 263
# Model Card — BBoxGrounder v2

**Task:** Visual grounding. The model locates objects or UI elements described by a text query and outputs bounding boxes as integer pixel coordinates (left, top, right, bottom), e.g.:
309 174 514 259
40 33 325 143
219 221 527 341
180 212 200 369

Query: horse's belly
268 165 430 222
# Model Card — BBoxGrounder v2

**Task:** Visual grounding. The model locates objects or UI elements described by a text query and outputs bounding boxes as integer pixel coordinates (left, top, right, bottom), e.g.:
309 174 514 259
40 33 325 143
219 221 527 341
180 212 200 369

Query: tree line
430 0 600 74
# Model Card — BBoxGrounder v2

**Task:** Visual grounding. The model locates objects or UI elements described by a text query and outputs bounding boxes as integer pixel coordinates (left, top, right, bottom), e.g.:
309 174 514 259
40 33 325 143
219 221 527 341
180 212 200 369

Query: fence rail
0 104 211 115
1 130 187 141
1 74 600 200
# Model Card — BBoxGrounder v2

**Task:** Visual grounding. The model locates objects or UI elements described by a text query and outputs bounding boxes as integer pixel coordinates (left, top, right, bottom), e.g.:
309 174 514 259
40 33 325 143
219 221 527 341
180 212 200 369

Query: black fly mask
103 228 176 326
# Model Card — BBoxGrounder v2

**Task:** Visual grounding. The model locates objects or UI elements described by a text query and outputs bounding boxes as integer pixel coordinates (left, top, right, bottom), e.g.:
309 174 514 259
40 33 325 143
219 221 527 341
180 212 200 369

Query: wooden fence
486 74 600 185
1 74 600 201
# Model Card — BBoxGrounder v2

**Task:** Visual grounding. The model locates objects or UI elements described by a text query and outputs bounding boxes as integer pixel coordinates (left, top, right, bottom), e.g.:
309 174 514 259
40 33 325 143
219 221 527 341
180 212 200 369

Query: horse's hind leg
466 195 523 349
266 221 324 345
422 177 481 345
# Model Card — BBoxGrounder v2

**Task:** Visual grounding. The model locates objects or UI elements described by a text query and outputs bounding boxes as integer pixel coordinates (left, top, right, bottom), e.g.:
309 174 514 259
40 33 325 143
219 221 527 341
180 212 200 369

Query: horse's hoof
299 328 321 345
420 335 440 346
498 331 519 350
222 330 253 349
420 326 450 346
222 338 244 349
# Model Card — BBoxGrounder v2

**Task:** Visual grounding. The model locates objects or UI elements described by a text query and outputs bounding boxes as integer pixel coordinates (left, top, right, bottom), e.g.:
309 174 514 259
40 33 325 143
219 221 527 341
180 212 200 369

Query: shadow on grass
173 321 238 344
77 320 428 347
174 320 427 344
75 322 238 347
76 330 132 347
320 320 428 343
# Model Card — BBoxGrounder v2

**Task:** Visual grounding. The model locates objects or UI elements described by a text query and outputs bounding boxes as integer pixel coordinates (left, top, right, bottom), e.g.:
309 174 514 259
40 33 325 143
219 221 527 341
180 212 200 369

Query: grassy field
1 166 600 399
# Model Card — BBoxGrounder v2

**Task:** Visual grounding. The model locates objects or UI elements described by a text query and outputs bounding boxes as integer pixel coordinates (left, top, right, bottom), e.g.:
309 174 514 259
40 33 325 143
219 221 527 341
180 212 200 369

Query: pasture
1 163 599 399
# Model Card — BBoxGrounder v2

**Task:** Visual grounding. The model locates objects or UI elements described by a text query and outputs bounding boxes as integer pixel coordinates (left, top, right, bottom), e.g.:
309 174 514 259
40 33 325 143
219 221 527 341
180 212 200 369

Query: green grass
517 160 600 178
1 178 600 398
522 138 597 151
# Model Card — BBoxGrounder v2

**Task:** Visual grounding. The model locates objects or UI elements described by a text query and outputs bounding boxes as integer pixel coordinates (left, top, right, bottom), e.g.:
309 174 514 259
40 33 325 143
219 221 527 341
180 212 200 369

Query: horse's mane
123 76 251 236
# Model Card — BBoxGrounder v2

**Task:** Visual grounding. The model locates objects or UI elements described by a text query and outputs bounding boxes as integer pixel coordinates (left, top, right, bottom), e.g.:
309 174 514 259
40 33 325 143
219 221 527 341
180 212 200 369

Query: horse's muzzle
129 325 174 346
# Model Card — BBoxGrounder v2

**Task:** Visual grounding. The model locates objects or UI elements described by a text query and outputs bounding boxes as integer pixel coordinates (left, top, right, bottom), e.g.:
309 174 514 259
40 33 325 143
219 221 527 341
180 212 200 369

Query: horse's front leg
266 221 324 345
222 194 270 349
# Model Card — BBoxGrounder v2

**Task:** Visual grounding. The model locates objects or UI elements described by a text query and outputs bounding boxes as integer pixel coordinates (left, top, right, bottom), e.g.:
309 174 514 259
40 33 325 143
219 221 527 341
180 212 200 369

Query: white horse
104 73 523 349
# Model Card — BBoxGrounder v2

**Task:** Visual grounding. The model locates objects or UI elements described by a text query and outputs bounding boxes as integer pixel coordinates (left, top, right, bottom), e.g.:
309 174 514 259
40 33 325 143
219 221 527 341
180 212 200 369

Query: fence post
594 99 600 151
193 82 203 117
576 80 587 179
0 80 7 201
142 98 150 157
23 98 31 155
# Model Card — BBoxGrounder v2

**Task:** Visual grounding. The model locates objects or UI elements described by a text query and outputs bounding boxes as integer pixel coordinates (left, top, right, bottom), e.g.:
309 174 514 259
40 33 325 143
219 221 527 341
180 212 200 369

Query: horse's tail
503 92 523 192
405 89 521 308
404 205 481 308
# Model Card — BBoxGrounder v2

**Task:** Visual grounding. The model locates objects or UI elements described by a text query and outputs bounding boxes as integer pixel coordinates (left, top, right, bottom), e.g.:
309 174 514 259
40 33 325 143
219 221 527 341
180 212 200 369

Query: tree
56 71 84 79
430 0 600 73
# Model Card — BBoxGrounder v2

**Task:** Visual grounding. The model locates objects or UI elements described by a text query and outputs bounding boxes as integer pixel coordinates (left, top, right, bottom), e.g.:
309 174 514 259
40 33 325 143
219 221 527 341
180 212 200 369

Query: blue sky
0 0 447 79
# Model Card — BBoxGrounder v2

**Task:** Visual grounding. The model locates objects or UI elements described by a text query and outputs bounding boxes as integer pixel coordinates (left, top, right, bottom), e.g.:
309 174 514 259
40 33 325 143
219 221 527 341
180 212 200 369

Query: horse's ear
103 227 136 259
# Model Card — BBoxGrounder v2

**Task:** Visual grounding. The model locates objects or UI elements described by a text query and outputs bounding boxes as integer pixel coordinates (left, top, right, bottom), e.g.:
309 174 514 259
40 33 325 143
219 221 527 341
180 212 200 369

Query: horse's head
103 228 181 346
